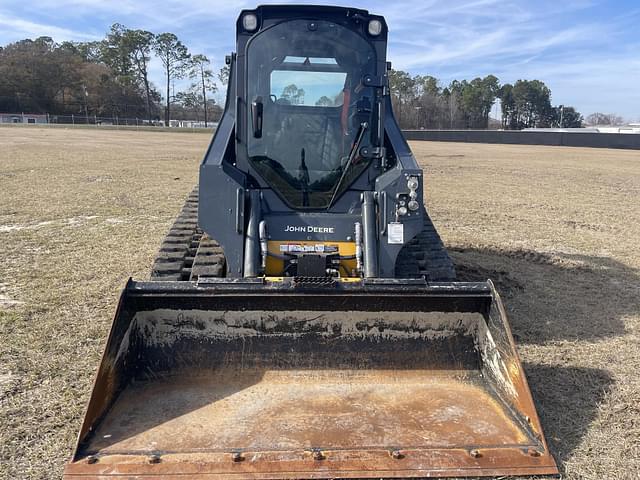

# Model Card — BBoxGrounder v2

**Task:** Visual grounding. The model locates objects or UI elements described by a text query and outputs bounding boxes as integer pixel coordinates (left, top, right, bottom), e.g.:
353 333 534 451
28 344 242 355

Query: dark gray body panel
199 5 434 278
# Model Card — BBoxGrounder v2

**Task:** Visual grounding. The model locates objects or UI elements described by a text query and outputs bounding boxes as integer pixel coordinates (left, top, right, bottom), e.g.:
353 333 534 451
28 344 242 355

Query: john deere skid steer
64 6 559 478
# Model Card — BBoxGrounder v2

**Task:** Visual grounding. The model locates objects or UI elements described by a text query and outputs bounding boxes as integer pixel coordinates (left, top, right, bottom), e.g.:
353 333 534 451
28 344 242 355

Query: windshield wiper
328 122 368 207
298 148 310 207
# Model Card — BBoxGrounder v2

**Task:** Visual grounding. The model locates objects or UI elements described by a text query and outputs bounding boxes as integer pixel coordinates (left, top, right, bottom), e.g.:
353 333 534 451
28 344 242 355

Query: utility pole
449 97 454 129
201 62 208 128
170 79 175 127
83 84 89 123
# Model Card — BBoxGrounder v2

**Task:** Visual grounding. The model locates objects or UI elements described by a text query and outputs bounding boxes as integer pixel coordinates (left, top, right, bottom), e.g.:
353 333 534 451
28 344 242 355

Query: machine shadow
524 363 613 474
449 247 622 474
449 246 638 344
456 364 613 480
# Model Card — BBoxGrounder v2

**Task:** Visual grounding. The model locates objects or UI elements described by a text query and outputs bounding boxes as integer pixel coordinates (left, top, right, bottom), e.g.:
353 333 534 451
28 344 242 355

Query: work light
242 13 258 31
368 19 382 36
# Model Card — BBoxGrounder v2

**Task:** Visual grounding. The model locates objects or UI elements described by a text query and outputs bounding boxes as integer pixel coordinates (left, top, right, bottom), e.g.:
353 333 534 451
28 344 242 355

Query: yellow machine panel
265 240 357 277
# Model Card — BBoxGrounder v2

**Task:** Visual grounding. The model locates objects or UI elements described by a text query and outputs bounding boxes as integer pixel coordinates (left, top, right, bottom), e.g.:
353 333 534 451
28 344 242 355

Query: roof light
242 13 258 32
368 19 382 36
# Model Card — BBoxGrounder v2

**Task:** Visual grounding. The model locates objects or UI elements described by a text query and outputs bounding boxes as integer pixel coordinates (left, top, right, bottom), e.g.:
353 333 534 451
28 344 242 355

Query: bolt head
390 449 404 459
231 451 244 462
469 449 482 458
312 449 325 461
527 448 542 457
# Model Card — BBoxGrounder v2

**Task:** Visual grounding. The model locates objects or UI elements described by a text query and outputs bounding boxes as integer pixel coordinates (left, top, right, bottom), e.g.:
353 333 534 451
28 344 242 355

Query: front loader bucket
65 279 558 479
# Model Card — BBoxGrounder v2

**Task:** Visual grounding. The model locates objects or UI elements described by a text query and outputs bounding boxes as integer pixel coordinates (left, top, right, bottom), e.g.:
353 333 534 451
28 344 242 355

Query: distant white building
595 126 640 134
0 113 48 124
524 126 640 134
167 119 218 129
522 128 598 133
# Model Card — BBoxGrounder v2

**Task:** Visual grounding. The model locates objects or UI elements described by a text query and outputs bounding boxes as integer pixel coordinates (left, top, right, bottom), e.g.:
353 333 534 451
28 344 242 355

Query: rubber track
395 209 457 281
190 234 226 280
152 188 453 281
150 188 225 281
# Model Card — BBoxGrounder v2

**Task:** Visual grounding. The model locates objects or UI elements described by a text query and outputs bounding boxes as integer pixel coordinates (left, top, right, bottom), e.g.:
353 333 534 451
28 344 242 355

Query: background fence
403 130 640 150
0 112 217 130
3 115 640 149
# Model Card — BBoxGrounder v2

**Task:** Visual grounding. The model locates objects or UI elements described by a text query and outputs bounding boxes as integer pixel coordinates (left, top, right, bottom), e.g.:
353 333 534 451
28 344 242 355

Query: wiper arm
298 148 310 207
328 122 368 207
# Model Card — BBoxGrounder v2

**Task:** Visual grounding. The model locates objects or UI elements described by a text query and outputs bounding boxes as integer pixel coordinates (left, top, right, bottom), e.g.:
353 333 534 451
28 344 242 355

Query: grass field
1 128 639 479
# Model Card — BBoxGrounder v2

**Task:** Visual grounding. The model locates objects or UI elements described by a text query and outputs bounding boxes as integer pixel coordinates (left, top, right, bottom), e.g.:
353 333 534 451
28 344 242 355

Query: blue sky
1 0 639 120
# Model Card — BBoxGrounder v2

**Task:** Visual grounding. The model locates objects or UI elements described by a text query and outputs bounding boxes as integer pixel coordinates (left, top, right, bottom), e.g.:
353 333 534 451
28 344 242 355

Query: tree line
388 70 583 130
2 25 626 129
0 25 228 125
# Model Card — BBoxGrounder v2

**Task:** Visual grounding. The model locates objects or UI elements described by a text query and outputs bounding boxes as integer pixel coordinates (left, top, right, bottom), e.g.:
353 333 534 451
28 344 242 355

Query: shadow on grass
456 364 613 480
525 363 613 474
450 246 625 474
449 246 639 343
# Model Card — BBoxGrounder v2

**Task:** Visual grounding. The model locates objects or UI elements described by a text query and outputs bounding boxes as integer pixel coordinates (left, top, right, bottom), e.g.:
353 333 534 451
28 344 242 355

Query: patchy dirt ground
1 128 639 479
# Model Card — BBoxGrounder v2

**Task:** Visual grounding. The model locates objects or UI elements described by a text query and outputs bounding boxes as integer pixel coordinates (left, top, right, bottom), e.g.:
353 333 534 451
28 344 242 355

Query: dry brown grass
1 128 639 479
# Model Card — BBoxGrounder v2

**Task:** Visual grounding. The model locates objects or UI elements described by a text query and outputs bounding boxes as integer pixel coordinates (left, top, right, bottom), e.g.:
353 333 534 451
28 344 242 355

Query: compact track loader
65 5 559 478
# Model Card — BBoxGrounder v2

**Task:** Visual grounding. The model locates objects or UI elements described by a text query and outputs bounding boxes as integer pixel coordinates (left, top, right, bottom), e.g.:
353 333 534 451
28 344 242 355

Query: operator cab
246 18 379 209
199 6 426 279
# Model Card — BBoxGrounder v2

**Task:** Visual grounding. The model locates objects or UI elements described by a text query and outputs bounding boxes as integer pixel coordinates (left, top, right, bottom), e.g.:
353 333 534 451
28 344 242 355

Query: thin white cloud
0 12 98 41
15 0 250 29
377 0 639 118
497 52 640 121
391 21 608 70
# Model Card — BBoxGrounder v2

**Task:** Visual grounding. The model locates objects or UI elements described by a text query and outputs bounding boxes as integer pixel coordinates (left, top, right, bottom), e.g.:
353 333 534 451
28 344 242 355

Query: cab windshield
247 19 376 209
